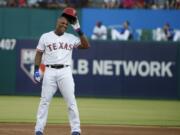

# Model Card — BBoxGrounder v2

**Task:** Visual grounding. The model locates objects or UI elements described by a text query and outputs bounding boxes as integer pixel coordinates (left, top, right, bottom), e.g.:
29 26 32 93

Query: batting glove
71 19 84 36
34 66 41 83
71 19 80 31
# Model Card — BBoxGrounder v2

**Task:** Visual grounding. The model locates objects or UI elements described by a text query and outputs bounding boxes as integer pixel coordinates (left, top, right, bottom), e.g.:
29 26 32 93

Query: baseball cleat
72 131 80 135
35 131 43 135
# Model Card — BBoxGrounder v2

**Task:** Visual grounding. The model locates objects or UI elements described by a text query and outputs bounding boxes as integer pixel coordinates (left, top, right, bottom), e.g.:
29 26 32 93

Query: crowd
0 0 89 8
0 0 179 9
98 0 180 9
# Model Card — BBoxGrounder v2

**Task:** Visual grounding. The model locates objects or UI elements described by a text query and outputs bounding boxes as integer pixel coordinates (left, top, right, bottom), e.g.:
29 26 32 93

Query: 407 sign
0 39 16 50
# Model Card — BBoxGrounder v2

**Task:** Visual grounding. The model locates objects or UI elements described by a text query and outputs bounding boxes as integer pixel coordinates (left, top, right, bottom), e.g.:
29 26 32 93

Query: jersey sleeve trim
36 48 44 52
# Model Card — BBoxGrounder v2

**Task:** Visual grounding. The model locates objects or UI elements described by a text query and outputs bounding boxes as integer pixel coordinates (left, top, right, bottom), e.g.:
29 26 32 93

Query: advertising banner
15 40 178 98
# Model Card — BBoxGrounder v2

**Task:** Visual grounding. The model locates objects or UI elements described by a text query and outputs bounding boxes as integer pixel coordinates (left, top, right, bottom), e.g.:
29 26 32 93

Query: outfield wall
0 39 179 99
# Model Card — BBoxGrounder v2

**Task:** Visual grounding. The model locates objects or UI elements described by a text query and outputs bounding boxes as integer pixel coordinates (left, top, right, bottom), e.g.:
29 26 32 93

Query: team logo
20 49 36 83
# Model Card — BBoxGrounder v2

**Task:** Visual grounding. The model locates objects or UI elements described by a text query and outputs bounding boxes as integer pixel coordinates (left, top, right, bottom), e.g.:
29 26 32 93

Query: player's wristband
34 65 39 71
76 29 84 36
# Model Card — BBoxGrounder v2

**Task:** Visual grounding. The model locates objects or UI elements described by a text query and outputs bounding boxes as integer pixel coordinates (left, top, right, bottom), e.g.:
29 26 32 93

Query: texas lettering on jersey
47 42 78 51
37 31 80 65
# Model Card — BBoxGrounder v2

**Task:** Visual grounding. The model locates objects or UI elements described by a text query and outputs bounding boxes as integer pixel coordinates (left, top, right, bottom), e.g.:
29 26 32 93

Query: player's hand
71 18 84 36
71 19 80 31
34 69 41 83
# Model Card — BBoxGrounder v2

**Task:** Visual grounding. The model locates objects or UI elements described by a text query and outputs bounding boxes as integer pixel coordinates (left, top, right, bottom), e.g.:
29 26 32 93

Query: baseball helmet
61 7 77 24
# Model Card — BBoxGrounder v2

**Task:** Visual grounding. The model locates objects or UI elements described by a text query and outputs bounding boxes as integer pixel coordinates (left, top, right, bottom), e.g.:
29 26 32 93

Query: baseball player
34 7 90 135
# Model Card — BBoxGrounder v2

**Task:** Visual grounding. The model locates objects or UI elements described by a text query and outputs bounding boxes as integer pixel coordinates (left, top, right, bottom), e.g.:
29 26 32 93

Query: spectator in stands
18 0 27 7
163 22 180 42
172 0 180 9
0 0 7 7
91 21 107 40
163 23 175 41
37 0 47 8
120 0 145 9
103 0 117 8
134 0 145 8
144 0 154 9
7 0 17 7
121 0 135 8
111 20 133 41
27 0 39 7
154 23 175 41
46 0 67 8
155 0 167 9
37 0 69 9
56 0 67 8
37 0 61 9
67 0 89 8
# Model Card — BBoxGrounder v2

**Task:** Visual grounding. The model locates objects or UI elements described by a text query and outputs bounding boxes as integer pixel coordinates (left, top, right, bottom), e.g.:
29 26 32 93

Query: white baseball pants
35 66 81 133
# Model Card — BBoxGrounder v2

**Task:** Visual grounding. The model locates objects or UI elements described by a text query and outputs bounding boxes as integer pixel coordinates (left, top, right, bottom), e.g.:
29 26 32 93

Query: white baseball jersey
37 31 81 65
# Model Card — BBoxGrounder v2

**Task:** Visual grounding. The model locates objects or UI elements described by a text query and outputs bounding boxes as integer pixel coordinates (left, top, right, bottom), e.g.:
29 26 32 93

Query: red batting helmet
62 7 77 18
61 7 77 24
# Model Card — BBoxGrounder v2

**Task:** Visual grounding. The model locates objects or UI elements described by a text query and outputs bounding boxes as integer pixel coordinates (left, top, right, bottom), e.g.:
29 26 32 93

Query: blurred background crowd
0 0 179 9
0 0 179 42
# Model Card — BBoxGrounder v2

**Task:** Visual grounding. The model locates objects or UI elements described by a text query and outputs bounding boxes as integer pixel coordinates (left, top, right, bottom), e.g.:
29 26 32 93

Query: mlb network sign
20 49 174 80
20 48 176 82
72 59 174 78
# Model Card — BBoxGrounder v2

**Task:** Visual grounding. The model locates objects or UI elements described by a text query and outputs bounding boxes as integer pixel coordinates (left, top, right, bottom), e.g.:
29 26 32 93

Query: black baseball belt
46 64 69 69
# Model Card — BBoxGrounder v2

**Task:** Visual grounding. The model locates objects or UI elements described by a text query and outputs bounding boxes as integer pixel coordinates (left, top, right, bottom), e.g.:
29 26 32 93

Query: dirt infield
0 123 180 135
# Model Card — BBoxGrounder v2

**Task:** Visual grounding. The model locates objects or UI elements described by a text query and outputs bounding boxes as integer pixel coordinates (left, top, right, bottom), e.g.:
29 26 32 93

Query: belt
46 64 69 69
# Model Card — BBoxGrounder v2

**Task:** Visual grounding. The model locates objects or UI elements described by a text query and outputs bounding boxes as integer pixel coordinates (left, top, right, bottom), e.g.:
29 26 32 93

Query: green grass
0 96 180 126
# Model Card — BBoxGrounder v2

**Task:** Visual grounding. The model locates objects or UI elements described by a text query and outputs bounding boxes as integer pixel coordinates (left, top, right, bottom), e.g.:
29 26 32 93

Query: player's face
56 17 68 34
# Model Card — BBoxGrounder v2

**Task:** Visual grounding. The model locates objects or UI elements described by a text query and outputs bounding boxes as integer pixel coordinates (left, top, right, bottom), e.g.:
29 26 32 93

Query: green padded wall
0 8 79 39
